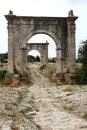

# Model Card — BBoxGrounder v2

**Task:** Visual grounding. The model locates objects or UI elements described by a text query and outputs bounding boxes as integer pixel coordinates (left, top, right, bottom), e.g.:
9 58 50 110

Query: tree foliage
76 40 87 84
27 55 36 62
0 53 8 63
35 55 40 62
27 55 40 62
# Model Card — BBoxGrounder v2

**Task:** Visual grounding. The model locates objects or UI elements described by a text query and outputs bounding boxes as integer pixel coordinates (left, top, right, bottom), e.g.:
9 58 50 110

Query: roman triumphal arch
5 10 78 76
27 42 49 65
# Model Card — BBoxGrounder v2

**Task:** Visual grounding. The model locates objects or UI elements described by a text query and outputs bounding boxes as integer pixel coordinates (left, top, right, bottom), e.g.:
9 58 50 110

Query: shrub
77 40 87 85
75 68 87 85
0 70 7 79
82 113 87 120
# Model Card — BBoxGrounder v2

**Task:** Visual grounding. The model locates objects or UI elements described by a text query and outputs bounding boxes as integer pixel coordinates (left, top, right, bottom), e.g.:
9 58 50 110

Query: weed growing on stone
82 113 87 120
63 87 73 92
80 125 87 129
25 106 33 112
17 91 24 103
66 93 73 96
63 105 75 112
57 96 62 99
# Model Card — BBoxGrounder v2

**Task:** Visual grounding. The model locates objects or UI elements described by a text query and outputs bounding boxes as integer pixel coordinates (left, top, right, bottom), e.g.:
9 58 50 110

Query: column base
51 72 76 84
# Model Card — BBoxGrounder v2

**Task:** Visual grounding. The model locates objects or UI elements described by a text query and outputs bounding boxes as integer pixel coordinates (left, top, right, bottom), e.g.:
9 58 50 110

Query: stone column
56 47 62 73
67 10 78 73
40 55 43 65
5 11 16 74
42 52 46 65
44 43 49 65
8 24 14 74
67 18 76 73
21 48 28 75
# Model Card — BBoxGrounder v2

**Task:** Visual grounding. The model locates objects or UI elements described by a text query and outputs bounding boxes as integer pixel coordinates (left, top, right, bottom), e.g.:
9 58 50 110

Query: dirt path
0 63 87 130
28 63 87 130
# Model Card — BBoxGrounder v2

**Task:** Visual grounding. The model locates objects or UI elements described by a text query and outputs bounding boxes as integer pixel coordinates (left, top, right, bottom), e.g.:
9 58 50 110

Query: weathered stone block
5 73 13 85
64 73 76 84
20 73 30 84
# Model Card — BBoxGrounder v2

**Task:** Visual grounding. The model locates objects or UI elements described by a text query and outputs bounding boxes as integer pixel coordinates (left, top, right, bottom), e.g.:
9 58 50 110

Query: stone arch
5 10 78 76
27 42 49 65
22 30 60 48
22 31 60 73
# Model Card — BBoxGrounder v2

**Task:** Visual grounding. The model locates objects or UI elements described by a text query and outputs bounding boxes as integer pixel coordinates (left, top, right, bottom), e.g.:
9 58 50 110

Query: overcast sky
0 0 87 57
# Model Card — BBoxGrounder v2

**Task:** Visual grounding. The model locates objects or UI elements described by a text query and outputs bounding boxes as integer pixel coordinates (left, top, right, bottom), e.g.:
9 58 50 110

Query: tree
78 40 87 68
76 40 87 84
27 55 36 62
0 53 8 63
35 55 40 62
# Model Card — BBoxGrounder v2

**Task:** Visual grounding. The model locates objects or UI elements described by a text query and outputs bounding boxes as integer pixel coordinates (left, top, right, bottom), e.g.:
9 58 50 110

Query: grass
66 93 73 96
63 105 75 112
80 125 87 129
35 108 39 112
25 106 33 112
63 87 73 92
0 70 7 79
82 113 87 120
17 91 24 103
76 63 82 68
10 124 18 130
57 96 62 99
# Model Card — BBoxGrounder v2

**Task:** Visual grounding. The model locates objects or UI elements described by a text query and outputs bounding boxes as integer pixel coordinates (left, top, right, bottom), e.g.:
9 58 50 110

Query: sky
0 0 87 58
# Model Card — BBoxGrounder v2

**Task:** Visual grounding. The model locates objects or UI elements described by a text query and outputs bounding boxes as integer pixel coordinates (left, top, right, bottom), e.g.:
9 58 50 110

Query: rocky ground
0 63 87 130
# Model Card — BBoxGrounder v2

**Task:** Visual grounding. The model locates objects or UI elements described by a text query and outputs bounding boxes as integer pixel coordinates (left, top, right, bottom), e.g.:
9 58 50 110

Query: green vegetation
80 125 87 129
35 55 40 62
63 105 75 112
0 53 8 63
82 113 87 120
63 87 73 92
17 91 24 103
66 93 73 96
76 40 87 84
25 106 33 112
75 68 86 84
27 55 40 62
27 55 36 62
0 70 7 80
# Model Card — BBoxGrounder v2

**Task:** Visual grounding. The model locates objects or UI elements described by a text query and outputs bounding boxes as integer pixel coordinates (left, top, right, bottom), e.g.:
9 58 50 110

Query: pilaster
7 24 14 74
56 47 62 73
21 48 27 75
67 15 78 73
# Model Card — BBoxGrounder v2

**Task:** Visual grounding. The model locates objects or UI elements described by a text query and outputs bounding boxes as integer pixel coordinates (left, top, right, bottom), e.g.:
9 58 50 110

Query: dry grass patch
10 124 18 130
76 63 82 68
63 105 75 112
63 87 73 92
82 113 87 120
80 125 87 129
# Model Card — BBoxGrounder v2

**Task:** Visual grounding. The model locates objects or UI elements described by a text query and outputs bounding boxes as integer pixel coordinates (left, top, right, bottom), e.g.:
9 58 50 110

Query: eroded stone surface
0 63 87 130
5 11 78 75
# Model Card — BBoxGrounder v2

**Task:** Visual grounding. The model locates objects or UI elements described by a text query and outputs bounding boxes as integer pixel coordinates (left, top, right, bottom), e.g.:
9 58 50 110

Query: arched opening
27 34 56 64
27 50 41 63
